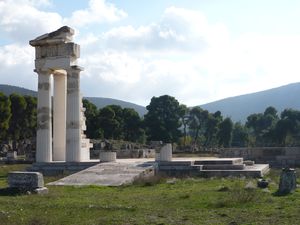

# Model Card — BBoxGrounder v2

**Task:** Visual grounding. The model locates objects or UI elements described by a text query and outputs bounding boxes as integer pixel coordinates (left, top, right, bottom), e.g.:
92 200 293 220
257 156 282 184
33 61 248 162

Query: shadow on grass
0 187 28 196
272 190 295 197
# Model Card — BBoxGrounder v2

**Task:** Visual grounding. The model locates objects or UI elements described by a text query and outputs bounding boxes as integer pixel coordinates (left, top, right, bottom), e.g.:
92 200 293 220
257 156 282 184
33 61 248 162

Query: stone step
199 164 269 178
201 164 245 170
159 161 192 166
194 158 243 165
158 161 193 170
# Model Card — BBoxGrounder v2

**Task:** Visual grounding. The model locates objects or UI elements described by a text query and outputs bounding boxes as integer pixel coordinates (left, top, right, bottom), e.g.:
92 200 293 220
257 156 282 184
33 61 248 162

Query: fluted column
66 66 82 162
53 71 67 161
36 69 52 162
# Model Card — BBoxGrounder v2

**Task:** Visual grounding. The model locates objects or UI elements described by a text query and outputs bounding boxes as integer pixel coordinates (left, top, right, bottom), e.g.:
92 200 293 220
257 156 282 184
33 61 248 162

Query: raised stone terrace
47 157 269 186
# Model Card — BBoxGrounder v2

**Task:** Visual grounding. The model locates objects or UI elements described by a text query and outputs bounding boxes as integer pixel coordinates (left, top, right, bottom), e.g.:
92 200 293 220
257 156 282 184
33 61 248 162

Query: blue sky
1 0 300 106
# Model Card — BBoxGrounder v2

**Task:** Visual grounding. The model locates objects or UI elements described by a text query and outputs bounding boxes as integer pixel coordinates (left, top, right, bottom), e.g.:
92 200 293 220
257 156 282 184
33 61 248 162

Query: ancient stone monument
8 171 48 194
278 168 297 194
30 26 92 163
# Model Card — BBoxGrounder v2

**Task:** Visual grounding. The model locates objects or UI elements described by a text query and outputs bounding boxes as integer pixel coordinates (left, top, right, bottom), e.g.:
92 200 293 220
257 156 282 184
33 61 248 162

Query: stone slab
194 158 244 165
32 187 49 195
48 159 155 186
201 164 245 170
8 171 44 189
199 164 270 178
29 161 99 175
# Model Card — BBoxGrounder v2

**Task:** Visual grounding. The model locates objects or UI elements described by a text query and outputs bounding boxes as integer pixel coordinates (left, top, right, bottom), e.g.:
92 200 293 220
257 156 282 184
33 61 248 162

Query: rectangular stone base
29 161 100 176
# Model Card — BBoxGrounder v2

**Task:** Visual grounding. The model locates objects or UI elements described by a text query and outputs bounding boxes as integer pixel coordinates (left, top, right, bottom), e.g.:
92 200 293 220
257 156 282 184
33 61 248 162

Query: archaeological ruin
29 26 92 163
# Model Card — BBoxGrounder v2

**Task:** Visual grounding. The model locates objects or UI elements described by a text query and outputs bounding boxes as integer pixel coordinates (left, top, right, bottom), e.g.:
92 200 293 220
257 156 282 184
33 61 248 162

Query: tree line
0 93 36 142
1 92 300 148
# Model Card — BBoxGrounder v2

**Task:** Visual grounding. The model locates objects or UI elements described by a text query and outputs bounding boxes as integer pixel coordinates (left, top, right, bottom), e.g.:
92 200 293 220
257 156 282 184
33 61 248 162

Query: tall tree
179 104 189 146
106 105 124 139
8 93 27 140
217 117 233 147
188 107 209 145
0 92 11 140
204 112 222 147
122 108 144 142
246 106 279 146
98 106 120 139
231 122 249 147
144 95 182 142
274 109 300 146
23 95 37 138
83 99 101 139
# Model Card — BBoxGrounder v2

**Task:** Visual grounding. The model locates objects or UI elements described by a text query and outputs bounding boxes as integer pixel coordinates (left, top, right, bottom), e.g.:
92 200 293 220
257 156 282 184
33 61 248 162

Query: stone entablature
34 43 80 59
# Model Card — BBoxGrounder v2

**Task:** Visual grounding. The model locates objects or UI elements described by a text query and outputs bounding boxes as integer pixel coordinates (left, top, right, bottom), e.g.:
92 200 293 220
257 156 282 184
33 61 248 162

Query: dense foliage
0 93 36 142
2 91 300 148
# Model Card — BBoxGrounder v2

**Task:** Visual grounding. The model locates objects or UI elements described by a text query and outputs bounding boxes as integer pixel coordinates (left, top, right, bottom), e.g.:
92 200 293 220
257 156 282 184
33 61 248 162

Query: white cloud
1 2 300 107
100 7 227 53
78 7 300 106
64 0 127 27
0 0 62 43
0 44 36 90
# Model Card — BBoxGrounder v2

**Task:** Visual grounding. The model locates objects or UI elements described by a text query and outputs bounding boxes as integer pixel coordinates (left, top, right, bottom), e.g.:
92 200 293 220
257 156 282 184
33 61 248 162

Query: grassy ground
0 164 299 225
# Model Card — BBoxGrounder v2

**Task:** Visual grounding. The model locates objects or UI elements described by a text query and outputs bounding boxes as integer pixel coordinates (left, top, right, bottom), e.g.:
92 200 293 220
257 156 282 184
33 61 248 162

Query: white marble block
100 151 117 162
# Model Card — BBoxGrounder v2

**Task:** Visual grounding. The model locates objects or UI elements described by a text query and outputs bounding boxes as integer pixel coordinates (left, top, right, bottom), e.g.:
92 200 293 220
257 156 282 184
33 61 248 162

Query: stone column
36 70 52 162
52 71 67 161
66 66 82 162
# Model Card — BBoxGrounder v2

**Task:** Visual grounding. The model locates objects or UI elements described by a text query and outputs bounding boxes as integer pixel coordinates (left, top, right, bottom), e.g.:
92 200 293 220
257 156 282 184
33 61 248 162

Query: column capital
53 69 67 76
34 68 52 75
70 65 84 72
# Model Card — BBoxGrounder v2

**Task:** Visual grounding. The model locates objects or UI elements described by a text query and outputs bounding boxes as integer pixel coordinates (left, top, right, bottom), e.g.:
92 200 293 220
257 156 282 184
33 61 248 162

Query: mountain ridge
1 82 300 122
0 84 147 116
200 82 300 122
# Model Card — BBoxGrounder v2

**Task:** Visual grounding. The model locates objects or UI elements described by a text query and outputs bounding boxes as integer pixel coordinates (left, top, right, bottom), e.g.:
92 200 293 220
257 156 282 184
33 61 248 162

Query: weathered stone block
156 143 172 162
278 168 297 194
100 151 116 162
8 171 44 189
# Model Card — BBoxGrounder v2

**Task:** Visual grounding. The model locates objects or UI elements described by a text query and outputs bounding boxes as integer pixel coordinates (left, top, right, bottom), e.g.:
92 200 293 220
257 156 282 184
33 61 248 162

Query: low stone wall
220 147 300 167
92 149 156 159
117 149 156 158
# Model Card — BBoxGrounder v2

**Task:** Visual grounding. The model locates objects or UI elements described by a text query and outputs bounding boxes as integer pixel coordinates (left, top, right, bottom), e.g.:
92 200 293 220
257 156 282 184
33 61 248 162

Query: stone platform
48 159 154 186
47 158 269 186
29 161 100 176
158 157 269 178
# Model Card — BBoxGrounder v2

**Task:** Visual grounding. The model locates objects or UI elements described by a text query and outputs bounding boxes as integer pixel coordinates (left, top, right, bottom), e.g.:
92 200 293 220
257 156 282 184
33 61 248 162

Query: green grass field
0 164 299 225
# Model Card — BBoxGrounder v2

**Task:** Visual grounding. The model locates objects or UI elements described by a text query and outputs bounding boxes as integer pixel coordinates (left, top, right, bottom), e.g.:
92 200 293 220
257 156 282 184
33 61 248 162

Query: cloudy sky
1 0 300 106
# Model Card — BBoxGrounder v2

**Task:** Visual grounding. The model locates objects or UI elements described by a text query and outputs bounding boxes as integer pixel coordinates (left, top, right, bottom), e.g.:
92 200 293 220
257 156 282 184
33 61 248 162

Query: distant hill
0 84 37 97
200 82 300 122
0 84 147 116
84 97 147 116
2 83 300 121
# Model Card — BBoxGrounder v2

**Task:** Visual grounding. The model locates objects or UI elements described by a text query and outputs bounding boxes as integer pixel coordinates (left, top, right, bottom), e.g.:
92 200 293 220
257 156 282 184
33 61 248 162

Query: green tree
23 95 37 138
8 93 27 140
122 108 144 142
274 109 300 146
83 99 102 139
217 117 233 147
144 95 182 142
179 104 189 146
188 107 209 145
98 106 120 139
246 106 279 146
204 112 223 147
0 92 11 140
107 105 124 139
231 122 249 147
